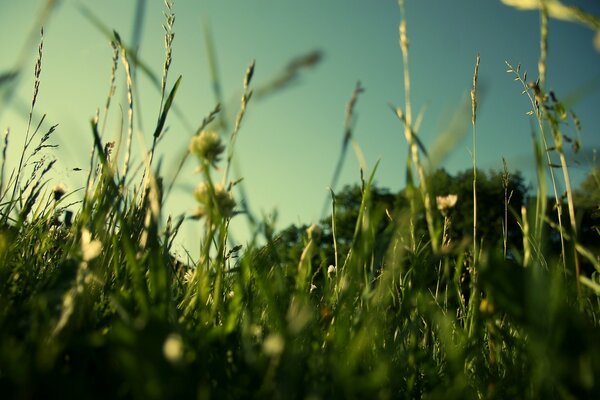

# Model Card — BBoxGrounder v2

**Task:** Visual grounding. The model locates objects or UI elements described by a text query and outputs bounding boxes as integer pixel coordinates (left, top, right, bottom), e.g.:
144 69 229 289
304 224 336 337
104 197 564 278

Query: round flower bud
189 130 225 167
194 182 236 219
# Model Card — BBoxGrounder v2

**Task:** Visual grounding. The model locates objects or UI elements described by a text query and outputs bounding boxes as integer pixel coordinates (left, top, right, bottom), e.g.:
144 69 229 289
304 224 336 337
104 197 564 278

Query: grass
0 1 599 399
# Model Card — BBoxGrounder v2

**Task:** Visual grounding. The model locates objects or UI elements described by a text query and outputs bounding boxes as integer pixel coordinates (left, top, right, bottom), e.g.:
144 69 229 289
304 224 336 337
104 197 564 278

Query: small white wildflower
310 283 317 293
263 333 284 357
436 194 458 216
163 333 184 364
81 228 102 261
327 265 336 276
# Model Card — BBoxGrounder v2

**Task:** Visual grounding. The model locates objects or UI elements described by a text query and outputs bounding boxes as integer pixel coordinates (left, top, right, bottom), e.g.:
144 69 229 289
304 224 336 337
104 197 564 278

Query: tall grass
0 1 599 399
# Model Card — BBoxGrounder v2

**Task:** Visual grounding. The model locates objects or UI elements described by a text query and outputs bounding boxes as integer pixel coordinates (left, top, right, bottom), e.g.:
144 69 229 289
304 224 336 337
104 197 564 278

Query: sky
1 0 599 254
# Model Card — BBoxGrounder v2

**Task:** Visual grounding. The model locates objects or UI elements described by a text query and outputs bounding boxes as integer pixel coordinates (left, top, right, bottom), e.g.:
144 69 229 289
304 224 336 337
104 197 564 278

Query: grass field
1 1 599 399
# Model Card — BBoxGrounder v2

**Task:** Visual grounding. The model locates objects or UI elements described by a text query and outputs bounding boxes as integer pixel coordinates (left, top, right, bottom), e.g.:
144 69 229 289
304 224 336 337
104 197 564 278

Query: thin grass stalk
394 107 437 251
471 54 480 264
341 161 380 276
9 29 44 216
548 115 581 294
535 3 567 267
538 0 548 88
398 0 417 251
466 54 480 340
0 129 8 197
147 1 174 174
196 171 219 319
321 81 364 218
210 216 230 322
118 37 135 184
398 1 437 252
502 158 511 259
532 133 548 248
329 188 339 272
536 1 568 270
506 62 566 271
222 60 255 186
521 206 531 267
398 0 412 140
101 41 119 137
83 42 119 212
537 1 580 293
558 155 580 290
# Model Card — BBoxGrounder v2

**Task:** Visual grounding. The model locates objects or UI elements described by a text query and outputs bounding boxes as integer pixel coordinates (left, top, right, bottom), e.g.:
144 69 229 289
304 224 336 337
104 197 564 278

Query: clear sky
1 0 599 253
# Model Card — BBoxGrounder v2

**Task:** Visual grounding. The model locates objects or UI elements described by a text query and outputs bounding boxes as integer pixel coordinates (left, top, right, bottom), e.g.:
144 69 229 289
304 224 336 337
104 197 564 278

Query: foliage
0 2 599 399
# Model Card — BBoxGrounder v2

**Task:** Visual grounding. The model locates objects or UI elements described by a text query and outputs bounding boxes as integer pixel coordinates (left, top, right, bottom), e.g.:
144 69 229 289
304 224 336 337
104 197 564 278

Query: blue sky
1 0 599 252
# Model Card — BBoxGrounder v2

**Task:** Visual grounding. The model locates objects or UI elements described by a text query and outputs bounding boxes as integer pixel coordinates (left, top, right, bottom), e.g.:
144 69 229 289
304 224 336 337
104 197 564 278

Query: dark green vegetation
1 1 600 399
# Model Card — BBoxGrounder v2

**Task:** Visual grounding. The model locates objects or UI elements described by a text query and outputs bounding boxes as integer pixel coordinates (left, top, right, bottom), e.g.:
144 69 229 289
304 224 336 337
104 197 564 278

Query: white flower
436 194 458 215
327 265 336 276
310 283 317 293
81 228 102 261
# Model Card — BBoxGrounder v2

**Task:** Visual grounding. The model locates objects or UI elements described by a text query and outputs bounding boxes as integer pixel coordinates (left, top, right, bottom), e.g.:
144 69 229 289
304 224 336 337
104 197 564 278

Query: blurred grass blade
154 75 182 138
130 0 147 78
203 18 227 131
501 0 600 29
580 275 600 294
0 71 19 88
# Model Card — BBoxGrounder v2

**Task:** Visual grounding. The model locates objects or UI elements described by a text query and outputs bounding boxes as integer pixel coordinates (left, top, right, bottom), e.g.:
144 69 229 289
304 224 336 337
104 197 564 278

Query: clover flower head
189 129 225 167
193 182 236 219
